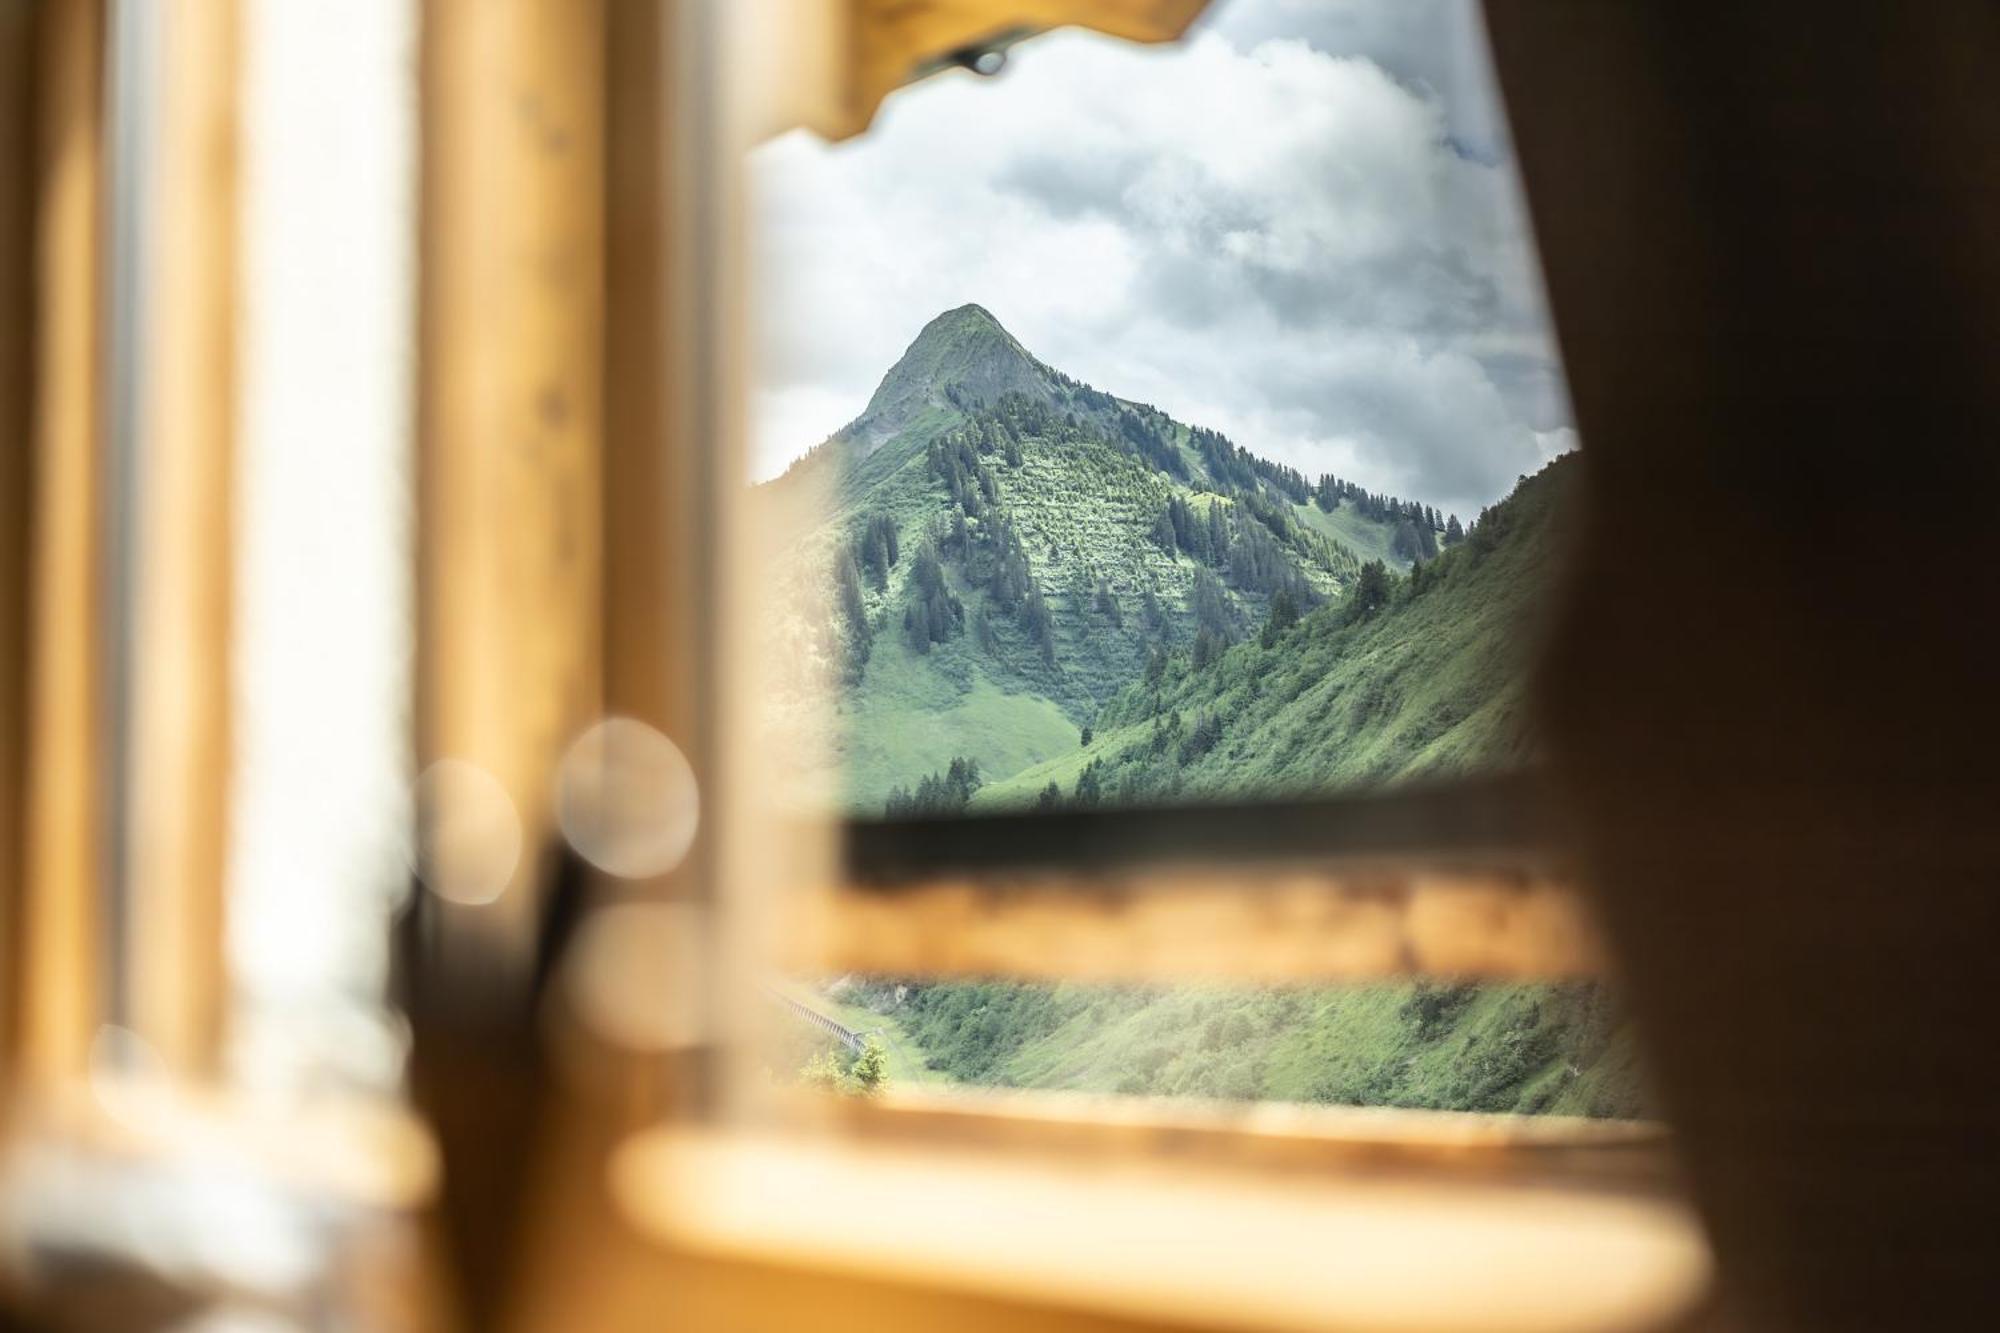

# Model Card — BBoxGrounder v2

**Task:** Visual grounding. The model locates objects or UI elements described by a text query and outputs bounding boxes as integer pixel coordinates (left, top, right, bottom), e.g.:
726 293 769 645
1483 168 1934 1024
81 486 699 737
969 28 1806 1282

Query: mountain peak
846 303 1053 451
924 302 1007 337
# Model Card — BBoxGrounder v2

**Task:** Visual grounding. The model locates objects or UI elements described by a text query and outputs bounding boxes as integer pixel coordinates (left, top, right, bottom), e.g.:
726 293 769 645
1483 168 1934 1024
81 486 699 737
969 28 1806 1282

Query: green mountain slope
768 305 1428 810
768 310 1635 1118
1294 496 1401 566
978 454 1573 808
831 456 1643 1119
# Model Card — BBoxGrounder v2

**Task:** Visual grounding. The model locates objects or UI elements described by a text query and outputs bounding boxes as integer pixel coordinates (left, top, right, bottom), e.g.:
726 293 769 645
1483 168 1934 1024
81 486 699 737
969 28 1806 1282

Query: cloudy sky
748 0 1575 521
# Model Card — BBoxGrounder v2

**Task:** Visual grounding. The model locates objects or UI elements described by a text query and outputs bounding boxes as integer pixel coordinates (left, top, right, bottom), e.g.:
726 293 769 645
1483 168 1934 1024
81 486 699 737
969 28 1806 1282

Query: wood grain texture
410 3 607 1326
785 863 1605 982
418 0 606 954
613 1127 1710 1333
15 0 105 1086
603 0 682 737
847 0 1212 132
743 0 1213 141
506 1087 1247 1333
0 0 35 1086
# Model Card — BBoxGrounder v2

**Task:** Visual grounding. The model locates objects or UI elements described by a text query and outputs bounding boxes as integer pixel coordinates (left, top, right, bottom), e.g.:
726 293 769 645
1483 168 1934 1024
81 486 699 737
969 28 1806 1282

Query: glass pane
745 0 1632 1122
750 0 1574 819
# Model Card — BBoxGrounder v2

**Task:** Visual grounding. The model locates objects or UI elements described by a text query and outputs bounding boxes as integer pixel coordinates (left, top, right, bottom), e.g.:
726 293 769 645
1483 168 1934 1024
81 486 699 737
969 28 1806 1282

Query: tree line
884 756 983 818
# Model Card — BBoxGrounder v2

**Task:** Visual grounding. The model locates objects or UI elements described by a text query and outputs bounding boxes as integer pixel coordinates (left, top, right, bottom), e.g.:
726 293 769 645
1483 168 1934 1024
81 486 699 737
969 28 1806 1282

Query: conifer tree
1021 583 1055 664
1349 560 1392 621
1260 587 1299 648
1093 577 1122 627
1391 517 1422 564
1191 568 1232 640
903 542 963 652
836 549 868 635
1074 760 1104 808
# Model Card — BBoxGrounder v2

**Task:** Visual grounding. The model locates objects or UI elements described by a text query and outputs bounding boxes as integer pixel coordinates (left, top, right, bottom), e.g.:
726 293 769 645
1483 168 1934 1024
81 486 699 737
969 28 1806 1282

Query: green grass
966 718 1149 811
833 977 1645 1116
836 632 1081 810
1294 498 1404 568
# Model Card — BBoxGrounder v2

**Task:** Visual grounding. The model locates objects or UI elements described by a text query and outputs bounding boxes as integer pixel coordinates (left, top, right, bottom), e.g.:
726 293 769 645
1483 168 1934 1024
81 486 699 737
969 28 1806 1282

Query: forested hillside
978 451 1572 809
765 307 1638 1118
764 303 1450 809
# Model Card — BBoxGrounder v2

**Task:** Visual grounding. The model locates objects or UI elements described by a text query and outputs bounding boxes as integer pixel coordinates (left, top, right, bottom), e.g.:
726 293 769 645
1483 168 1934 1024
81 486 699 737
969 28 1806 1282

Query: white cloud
748 0 1571 520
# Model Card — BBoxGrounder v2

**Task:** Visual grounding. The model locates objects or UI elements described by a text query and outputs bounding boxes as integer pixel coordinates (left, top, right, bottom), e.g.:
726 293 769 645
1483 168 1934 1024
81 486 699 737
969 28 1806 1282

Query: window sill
611 1121 1711 1333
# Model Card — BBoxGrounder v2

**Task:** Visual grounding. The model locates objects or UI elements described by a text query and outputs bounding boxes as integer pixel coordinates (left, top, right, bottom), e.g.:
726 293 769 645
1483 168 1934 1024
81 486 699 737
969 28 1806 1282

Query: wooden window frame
680 0 1622 1134
484 5 1710 1332
799 776 1602 985
0 3 1702 1328
3 0 239 1088
5 0 109 1093
0 0 1685 1321
9 2 1991 1327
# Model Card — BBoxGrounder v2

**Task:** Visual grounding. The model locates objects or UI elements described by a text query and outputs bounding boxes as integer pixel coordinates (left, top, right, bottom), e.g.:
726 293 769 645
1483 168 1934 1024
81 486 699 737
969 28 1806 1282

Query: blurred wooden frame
1 0 239 1088
0 0 35 1089
417 0 608 980
789 861 1603 984
555 9 1677 1325
739 0 1213 142
4 0 108 1090
416 3 1679 1328
410 0 1614 1082
0 0 1613 1121
411 0 1602 1058
0 0 1665 1326
797 779 1605 983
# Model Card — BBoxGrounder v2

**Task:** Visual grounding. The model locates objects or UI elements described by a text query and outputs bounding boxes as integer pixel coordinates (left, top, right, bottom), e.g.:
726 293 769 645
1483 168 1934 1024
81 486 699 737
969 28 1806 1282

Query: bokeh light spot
409 759 521 905
562 902 708 1051
555 717 700 879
